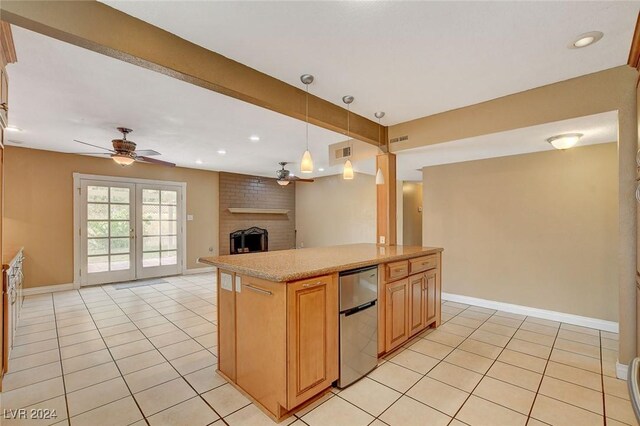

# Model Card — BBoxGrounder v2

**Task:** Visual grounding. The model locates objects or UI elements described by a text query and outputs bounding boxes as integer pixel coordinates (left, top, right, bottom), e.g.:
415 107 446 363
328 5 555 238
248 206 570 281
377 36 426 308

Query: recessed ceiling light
6 125 22 132
547 133 583 150
195 159 203 164
318 168 325 172
568 31 603 49
217 149 226 155
249 135 260 142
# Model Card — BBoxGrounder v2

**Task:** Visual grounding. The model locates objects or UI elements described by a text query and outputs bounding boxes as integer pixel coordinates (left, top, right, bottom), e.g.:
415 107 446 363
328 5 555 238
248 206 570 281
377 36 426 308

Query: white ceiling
389 111 618 181
7 26 352 178
103 1 638 125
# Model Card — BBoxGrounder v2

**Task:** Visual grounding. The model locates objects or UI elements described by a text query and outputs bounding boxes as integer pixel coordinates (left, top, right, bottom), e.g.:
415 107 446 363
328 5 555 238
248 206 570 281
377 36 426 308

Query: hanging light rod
375 111 386 185
300 74 314 174
343 95 355 180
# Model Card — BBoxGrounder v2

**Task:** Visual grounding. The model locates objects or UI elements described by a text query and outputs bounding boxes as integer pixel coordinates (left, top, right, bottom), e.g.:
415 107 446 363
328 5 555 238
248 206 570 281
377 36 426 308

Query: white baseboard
442 292 619 333
183 267 215 275
22 283 75 296
617 361 629 381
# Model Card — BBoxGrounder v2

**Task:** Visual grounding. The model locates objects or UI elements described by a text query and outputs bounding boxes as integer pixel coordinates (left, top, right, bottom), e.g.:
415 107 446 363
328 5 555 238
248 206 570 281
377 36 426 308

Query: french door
78 177 184 286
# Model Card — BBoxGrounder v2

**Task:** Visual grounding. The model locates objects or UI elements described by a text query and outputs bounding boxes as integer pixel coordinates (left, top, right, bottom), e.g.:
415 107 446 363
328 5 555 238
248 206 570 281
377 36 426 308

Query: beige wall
295 173 404 248
423 143 618 321
402 182 423 246
296 173 376 248
5 146 219 288
219 172 295 254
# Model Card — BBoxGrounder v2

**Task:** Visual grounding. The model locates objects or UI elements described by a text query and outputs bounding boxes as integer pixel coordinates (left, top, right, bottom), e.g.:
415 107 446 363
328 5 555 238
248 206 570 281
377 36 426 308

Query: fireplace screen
230 227 268 254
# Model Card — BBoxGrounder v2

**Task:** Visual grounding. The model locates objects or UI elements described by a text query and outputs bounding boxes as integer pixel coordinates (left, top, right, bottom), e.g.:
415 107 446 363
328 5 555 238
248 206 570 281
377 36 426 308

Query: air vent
389 135 409 144
334 146 351 160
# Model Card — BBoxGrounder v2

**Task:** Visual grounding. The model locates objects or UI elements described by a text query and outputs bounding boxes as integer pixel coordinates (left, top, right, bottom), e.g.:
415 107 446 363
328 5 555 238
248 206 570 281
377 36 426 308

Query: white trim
184 267 216 275
617 361 629 381
22 283 75 296
442 292 619 333
72 173 186 187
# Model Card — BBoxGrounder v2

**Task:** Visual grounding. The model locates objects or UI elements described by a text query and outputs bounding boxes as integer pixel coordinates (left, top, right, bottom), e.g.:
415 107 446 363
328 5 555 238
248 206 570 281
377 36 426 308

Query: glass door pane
81 181 136 285
136 184 182 279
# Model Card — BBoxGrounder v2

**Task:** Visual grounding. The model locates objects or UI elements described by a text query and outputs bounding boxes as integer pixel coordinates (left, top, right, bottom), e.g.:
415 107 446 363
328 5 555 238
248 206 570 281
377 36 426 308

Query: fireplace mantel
228 208 290 215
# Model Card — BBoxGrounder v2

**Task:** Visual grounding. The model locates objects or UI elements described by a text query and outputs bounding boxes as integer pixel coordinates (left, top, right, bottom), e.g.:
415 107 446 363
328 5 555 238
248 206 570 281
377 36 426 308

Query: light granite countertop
198 243 443 282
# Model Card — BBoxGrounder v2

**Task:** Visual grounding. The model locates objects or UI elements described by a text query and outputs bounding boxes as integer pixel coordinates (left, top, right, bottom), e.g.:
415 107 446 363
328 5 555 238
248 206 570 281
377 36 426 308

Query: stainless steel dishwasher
338 265 378 388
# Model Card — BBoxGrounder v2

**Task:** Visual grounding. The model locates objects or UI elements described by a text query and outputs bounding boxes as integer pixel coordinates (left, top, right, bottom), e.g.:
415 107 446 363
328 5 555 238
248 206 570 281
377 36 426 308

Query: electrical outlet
379 236 386 244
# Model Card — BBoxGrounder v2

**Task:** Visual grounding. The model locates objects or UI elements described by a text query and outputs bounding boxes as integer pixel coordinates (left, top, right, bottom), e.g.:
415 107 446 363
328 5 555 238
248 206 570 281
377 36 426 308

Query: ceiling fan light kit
276 161 314 186
300 74 314 174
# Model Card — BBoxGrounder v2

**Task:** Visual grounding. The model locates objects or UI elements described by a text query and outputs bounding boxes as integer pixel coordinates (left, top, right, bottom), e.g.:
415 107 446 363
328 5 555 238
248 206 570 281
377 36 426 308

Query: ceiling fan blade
70 152 112 155
135 149 161 156
286 176 314 182
74 139 115 153
137 156 176 167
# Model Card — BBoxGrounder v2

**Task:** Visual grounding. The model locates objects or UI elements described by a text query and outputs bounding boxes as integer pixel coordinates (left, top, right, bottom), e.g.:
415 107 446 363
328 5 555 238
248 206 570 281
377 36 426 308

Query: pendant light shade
277 180 290 186
375 167 385 185
300 149 313 173
343 160 354 180
300 74 314 173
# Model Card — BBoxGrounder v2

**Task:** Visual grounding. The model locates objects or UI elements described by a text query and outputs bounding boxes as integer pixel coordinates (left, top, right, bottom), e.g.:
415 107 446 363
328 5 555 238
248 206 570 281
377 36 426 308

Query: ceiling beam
0 1 383 146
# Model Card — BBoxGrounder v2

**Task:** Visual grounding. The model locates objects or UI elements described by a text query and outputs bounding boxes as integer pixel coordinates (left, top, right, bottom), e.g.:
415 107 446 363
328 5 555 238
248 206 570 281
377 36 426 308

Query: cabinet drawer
385 260 408 282
409 255 438 274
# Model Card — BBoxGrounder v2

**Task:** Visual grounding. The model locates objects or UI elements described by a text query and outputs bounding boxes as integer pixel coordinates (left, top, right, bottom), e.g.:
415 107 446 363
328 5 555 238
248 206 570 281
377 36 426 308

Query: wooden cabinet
0 67 7 128
235 276 287 417
381 251 442 355
384 278 409 352
408 274 426 336
424 268 438 325
287 275 337 408
218 270 338 421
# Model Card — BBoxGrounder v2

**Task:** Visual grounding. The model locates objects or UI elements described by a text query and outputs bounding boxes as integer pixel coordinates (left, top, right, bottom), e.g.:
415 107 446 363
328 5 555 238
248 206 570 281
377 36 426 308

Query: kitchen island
198 243 443 422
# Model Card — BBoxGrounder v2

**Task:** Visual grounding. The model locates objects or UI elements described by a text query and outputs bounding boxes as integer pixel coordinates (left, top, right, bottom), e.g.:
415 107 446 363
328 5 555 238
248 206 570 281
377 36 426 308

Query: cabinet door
424 269 438 325
385 278 409 352
287 274 338 409
408 274 425 336
235 276 287 417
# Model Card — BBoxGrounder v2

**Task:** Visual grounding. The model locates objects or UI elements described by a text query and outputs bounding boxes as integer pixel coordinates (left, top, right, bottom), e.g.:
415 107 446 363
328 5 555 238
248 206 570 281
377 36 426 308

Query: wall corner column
376 153 397 245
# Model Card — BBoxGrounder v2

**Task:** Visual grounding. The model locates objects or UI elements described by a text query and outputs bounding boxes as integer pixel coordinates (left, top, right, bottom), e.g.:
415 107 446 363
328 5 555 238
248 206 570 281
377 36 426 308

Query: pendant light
374 111 385 185
300 74 314 173
342 95 354 180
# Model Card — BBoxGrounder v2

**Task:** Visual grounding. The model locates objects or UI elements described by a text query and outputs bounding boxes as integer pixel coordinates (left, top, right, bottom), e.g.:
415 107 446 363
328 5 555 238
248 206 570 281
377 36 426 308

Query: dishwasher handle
342 300 376 317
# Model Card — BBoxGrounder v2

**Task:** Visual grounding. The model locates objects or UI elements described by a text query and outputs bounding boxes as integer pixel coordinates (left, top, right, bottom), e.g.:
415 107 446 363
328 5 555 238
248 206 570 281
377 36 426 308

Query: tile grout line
73 288 151 425
600 330 607 425
524 317 561 425
51 292 72 425
94 283 227 424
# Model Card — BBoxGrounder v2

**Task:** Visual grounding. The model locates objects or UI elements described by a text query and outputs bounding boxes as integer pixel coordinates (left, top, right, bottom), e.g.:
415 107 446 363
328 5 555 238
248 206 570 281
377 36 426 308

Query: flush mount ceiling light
342 95 355 180
217 149 227 155
318 167 325 172
375 111 386 185
249 135 260 142
300 74 314 174
568 31 603 49
195 159 203 165
547 133 583 150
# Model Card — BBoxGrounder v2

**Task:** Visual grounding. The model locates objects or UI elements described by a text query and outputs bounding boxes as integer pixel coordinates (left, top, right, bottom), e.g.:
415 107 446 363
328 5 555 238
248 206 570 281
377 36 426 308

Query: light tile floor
1 272 638 426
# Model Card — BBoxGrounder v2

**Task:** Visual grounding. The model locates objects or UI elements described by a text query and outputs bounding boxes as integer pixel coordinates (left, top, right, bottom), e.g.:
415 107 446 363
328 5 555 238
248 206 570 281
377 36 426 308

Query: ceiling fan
73 127 175 167
276 162 314 186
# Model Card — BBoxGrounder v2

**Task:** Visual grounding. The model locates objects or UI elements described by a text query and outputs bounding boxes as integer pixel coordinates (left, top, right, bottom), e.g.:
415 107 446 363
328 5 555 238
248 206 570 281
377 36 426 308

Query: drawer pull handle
303 282 323 288
393 267 405 272
244 284 272 296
